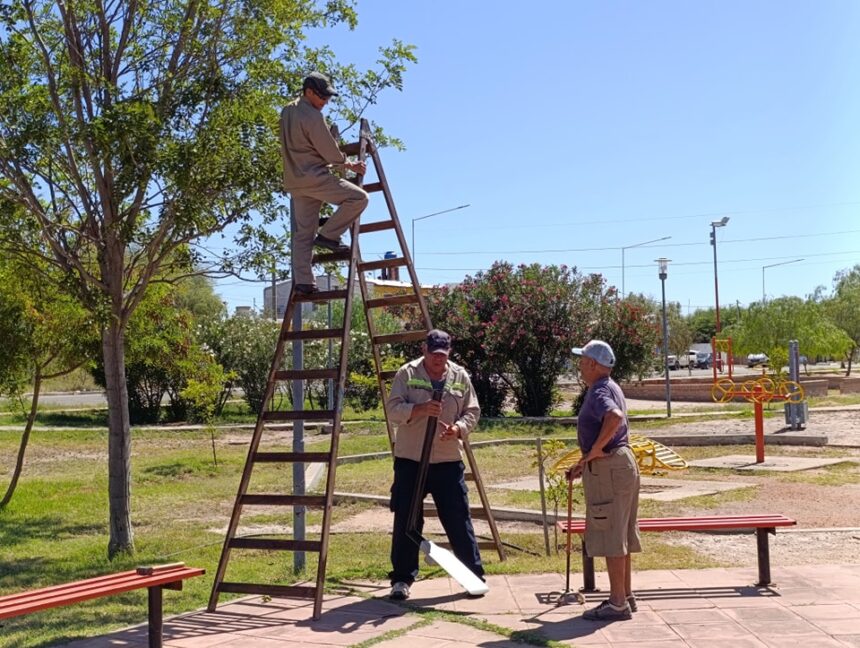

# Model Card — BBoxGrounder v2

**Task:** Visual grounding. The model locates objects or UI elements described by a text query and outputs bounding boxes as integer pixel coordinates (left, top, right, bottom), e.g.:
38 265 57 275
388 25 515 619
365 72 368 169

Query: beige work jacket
386 357 481 463
279 96 346 189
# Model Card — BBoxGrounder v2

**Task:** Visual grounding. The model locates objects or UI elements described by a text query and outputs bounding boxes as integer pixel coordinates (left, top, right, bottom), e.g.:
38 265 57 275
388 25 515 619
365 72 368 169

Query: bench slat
558 514 796 534
0 567 204 620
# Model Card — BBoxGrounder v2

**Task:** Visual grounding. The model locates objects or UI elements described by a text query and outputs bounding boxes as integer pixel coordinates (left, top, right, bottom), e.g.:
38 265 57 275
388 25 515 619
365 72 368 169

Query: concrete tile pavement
60 564 860 647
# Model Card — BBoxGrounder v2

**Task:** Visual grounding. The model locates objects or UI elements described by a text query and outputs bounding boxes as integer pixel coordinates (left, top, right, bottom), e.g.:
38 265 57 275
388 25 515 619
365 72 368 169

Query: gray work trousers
289 175 369 285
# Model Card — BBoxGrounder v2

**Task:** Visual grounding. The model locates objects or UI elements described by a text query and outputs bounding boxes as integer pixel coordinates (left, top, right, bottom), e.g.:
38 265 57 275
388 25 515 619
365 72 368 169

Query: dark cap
303 71 338 98
426 329 452 355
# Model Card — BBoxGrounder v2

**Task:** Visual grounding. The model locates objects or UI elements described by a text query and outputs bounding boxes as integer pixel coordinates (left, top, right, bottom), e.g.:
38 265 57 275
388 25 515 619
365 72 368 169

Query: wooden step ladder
350 119 505 561
208 119 503 621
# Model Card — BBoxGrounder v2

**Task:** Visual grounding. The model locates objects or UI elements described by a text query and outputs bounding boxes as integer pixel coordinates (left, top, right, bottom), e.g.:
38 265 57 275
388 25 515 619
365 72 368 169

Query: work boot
314 234 350 254
293 283 318 295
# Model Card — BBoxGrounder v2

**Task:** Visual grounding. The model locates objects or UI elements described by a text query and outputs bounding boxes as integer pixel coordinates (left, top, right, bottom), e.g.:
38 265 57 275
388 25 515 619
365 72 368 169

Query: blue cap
572 340 616 368
426 329 452 354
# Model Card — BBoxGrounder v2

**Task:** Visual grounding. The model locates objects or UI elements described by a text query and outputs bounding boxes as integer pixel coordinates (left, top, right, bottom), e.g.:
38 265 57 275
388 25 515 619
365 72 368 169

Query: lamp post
762 259 804 303
410 204 470 266
621 236 671 298
709 217 730 333
656 257 672 418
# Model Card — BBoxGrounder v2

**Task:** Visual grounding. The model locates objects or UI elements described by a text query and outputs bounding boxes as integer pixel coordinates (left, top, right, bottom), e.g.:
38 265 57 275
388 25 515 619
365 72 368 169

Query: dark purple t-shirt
576 376 629 454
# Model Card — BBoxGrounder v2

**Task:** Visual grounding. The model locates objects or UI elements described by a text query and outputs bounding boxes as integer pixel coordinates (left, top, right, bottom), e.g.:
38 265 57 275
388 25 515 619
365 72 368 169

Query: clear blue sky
215 1 860 315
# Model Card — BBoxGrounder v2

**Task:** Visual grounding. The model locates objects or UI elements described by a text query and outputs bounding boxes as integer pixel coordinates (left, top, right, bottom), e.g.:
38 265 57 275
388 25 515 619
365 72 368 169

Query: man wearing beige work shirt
385 329 485 601
279 72 368 294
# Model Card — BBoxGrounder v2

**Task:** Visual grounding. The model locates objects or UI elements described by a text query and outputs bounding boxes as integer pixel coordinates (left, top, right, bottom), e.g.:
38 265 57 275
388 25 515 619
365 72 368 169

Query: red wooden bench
0 562 204 648
558 514 796 590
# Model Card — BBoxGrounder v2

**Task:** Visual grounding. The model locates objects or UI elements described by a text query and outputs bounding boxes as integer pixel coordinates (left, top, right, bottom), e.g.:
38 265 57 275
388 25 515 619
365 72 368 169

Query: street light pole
410 204 470 266
762 258 804 303
620 235 671 298
709 216 730 334
656 257 672 418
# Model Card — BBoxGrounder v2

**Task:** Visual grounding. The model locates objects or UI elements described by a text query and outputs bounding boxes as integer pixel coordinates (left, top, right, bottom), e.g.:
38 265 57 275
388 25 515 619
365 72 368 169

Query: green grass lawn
1 401 858 646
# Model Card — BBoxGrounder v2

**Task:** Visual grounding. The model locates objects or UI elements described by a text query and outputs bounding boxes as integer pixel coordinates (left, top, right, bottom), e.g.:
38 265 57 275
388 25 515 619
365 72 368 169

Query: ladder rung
340 142 360 156
283 328 344 341
229 538 322 552
464 473 476 481
217 582 317 599
262 410 336 422
274 369 339 381
365 294 419 309
379 370 398 381
359 257 405 272
313 249 352 264
241 494 328 507
363 182 383 193
373 330 426 345
359 220 395 234
253 451 331 463
295 289 349 303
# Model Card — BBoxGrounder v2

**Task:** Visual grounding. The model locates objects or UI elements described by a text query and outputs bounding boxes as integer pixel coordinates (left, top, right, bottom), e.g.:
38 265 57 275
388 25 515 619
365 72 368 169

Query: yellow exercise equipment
550 434 688 476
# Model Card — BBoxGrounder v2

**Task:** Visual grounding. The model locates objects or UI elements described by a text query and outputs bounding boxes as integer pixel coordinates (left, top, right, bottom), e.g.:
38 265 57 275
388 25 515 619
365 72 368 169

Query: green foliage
725 297 853 375
824 264 860 373
426 263 658 417
345 372 381 413
201 312 280 414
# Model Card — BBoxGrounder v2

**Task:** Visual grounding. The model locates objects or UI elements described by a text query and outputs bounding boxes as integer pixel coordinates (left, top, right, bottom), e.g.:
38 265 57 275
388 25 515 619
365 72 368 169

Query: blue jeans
389 457 484 585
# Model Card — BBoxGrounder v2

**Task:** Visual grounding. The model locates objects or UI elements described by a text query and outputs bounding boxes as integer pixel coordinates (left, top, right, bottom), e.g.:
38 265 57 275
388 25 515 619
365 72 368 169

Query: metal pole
712 223 722 334
660 272 672 418
289 197 306 572
621 247 625 297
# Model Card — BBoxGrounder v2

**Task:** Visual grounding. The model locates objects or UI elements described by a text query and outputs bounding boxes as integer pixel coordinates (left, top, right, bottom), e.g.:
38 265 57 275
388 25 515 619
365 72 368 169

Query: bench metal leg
147 586 163 648
581 541 597 592
755 528 773 586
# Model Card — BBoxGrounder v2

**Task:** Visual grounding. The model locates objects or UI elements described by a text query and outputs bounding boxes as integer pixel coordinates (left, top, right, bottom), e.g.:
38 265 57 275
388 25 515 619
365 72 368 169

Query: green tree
0 1 414 556
0 255 95 508
825 265 860 376
724 297 852 375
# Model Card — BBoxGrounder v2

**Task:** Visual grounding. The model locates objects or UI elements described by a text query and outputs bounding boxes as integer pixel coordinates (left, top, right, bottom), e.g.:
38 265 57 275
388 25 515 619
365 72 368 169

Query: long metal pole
712 224 722 334
621 247 626 298
660 273 672 418
290 197 305 572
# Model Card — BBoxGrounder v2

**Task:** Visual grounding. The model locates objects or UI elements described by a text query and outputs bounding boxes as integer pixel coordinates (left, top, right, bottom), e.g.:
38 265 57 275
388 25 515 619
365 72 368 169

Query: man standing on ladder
279 71 368 294
386 330 486 600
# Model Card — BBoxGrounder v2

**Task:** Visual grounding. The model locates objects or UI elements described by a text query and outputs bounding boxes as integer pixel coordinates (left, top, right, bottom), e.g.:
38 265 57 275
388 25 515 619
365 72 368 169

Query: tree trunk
103 317 135 557
0 370 42 509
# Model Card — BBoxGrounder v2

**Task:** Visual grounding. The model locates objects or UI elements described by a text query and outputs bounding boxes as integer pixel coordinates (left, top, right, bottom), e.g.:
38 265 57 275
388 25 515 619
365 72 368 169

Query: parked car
677 350 698 369
666 354 680 370
747 353 769 368
694 352 712 369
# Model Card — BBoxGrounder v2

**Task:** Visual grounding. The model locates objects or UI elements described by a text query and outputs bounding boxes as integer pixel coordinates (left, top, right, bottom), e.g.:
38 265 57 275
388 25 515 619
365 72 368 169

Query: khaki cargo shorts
582 445 642 557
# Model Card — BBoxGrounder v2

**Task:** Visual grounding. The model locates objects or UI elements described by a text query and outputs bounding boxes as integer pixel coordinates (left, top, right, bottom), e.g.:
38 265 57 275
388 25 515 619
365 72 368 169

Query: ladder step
241 494 328 507
229 538 322 552
262 410 336 422
365 294 420 309
363 182 383 193
340 142 360 156
359 220 395 234
379 370 398 381
359 257 405 273
283 328 344 341
313 249 352 264
253 451 331 463
295 289 349 303
217 582 317 599
274 369 339 381
373 330 427 345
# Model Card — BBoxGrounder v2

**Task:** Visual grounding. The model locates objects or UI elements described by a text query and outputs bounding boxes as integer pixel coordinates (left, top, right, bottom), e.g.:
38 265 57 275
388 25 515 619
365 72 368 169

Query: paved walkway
63 564 860 647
